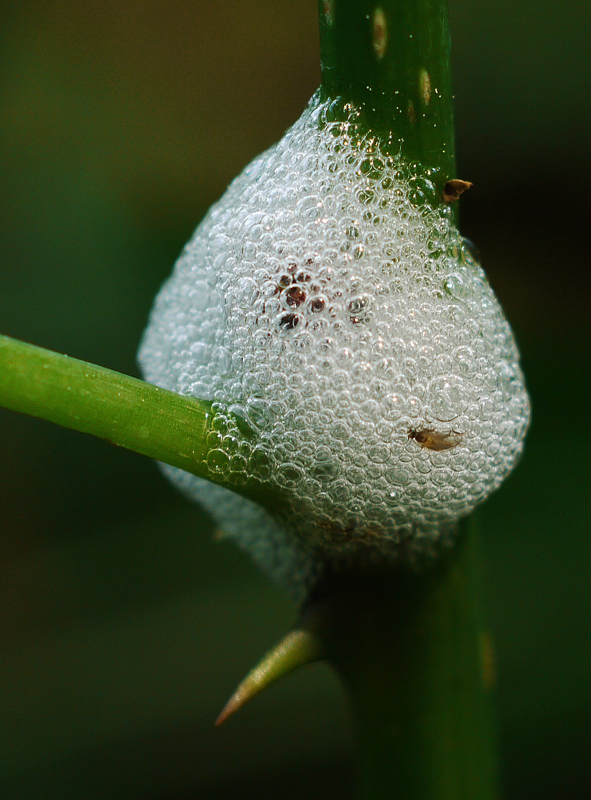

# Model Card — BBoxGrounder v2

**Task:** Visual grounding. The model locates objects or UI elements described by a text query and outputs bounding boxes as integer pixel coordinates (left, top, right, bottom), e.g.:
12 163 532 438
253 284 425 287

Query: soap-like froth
139 94 530 595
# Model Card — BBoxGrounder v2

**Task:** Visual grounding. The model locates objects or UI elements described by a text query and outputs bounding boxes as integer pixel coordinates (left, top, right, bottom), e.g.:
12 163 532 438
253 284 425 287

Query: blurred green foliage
0 1 589 798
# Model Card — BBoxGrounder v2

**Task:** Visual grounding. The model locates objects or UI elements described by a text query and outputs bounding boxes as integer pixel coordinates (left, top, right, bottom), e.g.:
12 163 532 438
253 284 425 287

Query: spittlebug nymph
408 428 463 451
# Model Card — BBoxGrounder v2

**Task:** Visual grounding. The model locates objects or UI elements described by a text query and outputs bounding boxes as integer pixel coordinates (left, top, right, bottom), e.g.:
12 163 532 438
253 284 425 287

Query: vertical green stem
314 7 497 796
318 0 455 191
313 519 499 799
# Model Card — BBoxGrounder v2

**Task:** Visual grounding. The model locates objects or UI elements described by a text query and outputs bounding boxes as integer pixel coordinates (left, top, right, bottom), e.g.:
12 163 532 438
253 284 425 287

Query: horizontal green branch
0 334 275 507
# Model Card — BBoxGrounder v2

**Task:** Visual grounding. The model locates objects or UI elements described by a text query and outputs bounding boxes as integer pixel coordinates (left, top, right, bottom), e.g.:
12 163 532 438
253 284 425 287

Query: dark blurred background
0 1 589 798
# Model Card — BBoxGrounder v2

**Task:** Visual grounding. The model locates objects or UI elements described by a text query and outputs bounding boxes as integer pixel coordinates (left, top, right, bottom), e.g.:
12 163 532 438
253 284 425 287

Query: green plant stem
0 334 277 508
315 2 498 798
312 519 498 799
318 0 455 190
2 3 498 794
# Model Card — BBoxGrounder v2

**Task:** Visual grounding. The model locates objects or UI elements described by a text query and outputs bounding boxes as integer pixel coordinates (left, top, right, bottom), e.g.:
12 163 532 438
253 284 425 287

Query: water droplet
283 285 307 308
357 188 375 204
358 398 380 421
407 396 422 417
388 468 411 485
429 375 468 421
241 240 257 260
276 312 302 332
246 398 277 431
283 464 303 483
253 330 272 349
230 454 248 472
312 460 340 482
309 296 326 313
443 274 469 299
207 449 230 472
296 195 322 221
383 392 407 420
368 444 390 464
348 294 373 324
206 431 223 448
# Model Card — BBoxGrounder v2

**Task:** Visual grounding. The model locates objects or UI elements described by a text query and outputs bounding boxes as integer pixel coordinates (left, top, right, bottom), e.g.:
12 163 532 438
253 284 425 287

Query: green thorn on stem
215 628 324 727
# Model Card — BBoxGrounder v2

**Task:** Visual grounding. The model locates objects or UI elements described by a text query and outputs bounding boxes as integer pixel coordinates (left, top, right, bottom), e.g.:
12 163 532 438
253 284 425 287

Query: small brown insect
408 428 462 451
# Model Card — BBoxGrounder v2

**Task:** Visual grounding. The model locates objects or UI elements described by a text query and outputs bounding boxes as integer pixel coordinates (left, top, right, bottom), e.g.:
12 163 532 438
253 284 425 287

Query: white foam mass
139 94 530 597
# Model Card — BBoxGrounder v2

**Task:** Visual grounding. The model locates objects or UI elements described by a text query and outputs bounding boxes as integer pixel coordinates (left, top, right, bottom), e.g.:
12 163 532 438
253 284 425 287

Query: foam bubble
139 93 530 597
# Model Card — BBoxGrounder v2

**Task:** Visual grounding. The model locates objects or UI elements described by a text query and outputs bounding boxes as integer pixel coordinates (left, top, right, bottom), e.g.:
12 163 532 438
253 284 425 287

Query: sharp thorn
215 628 324 726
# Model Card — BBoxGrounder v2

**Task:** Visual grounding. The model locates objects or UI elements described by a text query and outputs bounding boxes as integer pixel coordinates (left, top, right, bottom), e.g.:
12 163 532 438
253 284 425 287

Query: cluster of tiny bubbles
139 91 530 597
